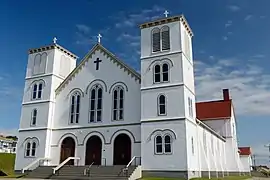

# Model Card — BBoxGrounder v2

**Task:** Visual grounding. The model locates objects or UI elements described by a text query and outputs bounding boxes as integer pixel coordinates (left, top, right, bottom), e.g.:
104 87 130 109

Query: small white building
239 147 253 173
15 14 252 179
0 136 17 153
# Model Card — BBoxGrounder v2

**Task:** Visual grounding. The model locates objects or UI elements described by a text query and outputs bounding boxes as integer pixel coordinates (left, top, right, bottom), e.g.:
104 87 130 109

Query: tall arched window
155 135 163 154
158 94 166 115
31 109 37 126
25 142 31 157
38 83 43 99
89 84 103 123
32 84 38 99
112 86 124 121
70 92 81 124
154 64 161 83
25 140 37 157
161 26 170 51
164 135 172 153
152 28 161 52
33 54 41 75
162 63 169 82
31 142 37 156
40 53 47 74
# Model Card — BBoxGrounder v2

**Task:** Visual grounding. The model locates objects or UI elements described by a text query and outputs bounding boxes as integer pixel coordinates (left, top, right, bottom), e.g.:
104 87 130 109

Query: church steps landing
23 166 56 179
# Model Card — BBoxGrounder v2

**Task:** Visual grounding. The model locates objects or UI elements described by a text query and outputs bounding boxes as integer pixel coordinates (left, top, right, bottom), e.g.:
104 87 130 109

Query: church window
25 140 37 157
158 94 166 116
32 81 43 100
70 91 81 124
161 26 170 51
112 86 124 121
32 84 38 99
33 53 47 75
37 83 43 99
188 97 193 118
155 135 163 154
154 64 161 83
191 137 194 155
40 53 47 74
31 109 37 126
89 84 103 123
164 135 172 153
152 28 161 52
33 54 41 75
162 63 169 82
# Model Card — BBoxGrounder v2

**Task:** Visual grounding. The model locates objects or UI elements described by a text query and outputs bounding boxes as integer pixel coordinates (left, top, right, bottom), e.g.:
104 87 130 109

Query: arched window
164 135 172 153
38 83 43 99
112 86 124 121
155 135 163 154
33 54 41 75
70 92 81 124
32 84 38 99
40 53 47 74
32 82 43 100
154 64 161 83
158 94 166 115
161 26 170 51
25 140 37 157
162 63 169 82
152 28 161 52
89 84 103 123
31 109 37 126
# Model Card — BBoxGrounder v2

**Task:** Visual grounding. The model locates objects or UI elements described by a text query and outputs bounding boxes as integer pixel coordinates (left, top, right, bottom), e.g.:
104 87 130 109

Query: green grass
141 176 251 180
0 153 16 176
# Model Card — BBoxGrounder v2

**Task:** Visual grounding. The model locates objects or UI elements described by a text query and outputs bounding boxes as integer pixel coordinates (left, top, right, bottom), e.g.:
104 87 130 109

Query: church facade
15 14 252 179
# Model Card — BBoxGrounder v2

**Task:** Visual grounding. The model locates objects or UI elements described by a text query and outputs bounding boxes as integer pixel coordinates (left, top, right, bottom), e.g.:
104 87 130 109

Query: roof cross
164 10 169 18
53 37 57 44
97 34 102 43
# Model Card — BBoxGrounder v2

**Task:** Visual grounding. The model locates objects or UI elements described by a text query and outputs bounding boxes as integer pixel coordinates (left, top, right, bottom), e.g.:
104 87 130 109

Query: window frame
154 135 163 154
89 84 103 123
153 62 170 84
151 26 171 53
157 94 167 116
24 140 38 158
31 109 37 126
164 134 172 154
161 26 170 51
32 81 44 100
112 86 125 121
69 91 81 124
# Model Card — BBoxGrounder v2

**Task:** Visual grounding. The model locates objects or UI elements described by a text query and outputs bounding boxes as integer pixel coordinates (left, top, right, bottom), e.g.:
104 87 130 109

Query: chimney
223 89 230 101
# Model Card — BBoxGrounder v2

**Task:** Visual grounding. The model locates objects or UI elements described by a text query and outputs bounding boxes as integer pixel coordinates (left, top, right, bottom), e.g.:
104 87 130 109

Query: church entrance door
60 137 75 165
113 134 131 165
85 136 102 165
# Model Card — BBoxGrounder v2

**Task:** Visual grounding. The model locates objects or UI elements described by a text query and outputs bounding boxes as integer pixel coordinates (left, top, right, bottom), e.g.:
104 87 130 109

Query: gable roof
239 147 252 155
196 100 232 121
55 43 141 95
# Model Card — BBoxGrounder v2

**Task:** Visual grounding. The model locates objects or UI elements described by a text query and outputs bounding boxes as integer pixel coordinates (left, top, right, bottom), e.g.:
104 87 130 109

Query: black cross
94 58 102 70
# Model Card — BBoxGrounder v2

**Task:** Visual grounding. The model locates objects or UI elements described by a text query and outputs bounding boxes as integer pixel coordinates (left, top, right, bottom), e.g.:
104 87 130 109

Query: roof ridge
55 43 141 95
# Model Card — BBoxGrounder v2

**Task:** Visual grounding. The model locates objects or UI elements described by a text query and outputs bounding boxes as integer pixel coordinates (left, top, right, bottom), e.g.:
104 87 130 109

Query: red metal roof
196 89 233 121
239 147 252 155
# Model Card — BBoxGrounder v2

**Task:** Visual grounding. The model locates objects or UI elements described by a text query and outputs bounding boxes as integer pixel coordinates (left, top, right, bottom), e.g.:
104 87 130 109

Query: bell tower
140 13 199 178
15 38 78 171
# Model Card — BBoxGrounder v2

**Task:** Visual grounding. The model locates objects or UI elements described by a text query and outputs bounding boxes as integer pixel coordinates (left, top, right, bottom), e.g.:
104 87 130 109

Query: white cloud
223 36 228 41
225 20 232 28
195 57 270 115
0 128 18 136
227 5 241 12
253 54 265 58
244 15 253 21
76 24 91 34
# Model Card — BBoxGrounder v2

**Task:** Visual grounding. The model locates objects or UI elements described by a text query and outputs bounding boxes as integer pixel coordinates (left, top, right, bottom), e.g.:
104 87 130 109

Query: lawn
141 176 251 180
0 153 16 176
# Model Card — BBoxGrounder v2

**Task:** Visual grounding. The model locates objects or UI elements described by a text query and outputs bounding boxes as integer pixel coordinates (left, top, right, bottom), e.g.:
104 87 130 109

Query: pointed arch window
164 135 172 153
112 86 124 121
33 53 47 75
70 92 81 124
153 62 170 83
152 28 161 52
162 63 169 82
89 84 103 123
33 54 41 75
155 135 163 154
32 84 38 99
154 64 161 83
161 26 170 51
158 94 166 116
31 109 37 126
25 140 38 157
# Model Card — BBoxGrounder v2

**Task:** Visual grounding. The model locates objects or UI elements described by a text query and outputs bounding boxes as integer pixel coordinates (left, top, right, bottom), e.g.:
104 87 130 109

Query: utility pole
265 144 270 163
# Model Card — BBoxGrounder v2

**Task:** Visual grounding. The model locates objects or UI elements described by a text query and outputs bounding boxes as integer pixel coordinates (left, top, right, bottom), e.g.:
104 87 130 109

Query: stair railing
119 156 141 177
84 162 94 177
52 157 80 175
22 157 51 173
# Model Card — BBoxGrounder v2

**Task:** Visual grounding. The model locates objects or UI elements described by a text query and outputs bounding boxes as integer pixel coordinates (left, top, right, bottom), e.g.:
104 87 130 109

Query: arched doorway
60 137 75 165
85 136 102 165
113 134 131 165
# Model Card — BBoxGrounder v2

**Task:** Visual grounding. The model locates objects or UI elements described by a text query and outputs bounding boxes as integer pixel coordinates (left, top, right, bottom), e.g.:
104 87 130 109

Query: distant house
239 147 253 172
0 136 17 153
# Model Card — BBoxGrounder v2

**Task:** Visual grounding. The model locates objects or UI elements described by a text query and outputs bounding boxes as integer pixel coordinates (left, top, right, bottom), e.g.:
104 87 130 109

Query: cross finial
97 34 102 43
164 10 169 17
53 37 57 44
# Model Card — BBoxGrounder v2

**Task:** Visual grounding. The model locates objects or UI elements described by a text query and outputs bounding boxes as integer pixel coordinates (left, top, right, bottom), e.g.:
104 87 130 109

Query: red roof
196 100 232 121
239 147 252 155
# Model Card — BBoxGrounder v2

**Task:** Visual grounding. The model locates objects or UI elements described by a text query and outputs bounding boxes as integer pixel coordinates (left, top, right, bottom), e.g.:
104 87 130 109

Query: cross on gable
94 58 102 70
164 10 169 17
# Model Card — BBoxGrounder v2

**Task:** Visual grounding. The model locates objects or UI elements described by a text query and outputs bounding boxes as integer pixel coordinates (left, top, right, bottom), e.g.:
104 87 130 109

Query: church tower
140 13 199 178
15 39 78 171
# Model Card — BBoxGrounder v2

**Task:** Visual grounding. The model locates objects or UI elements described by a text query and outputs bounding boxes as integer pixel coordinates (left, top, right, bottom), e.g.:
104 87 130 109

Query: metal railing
118 156 141 177
52 157 80 174
22 157 50 173
84 162 94 177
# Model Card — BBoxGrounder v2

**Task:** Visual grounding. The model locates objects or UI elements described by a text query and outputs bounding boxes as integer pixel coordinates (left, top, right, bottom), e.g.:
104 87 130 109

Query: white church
15 13 252 179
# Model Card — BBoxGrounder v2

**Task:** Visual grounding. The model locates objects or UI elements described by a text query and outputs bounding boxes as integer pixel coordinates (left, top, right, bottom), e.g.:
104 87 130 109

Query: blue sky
1 0 270 164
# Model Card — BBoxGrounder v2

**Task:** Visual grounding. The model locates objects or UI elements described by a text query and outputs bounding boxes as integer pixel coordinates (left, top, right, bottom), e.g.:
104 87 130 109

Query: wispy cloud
225 20 232 28
227 5 241 12
222 36 228 41
253 54 265 59
195 57 270 115
244 15 253 21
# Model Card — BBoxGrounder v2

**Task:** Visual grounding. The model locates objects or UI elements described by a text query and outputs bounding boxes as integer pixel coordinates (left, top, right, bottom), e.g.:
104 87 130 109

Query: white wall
240 155 252 172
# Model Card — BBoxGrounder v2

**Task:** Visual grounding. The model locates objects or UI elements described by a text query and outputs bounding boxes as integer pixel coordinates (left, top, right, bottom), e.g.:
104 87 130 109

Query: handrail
119 156 141 177
126 156 136 168
53 157 80 174
84 162 94 176
22 157 50 173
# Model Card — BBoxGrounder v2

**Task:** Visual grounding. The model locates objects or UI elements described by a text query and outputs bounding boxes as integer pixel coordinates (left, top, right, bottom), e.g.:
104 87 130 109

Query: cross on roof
53 37 57 44
164 10 169 17
97 34 102 43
